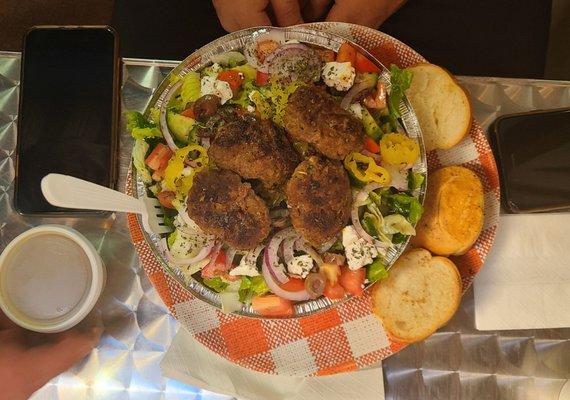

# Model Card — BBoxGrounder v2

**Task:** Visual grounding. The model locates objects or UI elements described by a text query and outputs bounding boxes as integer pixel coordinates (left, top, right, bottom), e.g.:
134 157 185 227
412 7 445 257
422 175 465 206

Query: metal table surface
0 53 569 400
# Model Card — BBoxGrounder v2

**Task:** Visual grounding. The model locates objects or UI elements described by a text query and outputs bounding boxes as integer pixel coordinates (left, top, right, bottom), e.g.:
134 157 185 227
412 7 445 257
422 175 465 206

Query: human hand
302 0 406 29
213 0 304 32
0 312 102 400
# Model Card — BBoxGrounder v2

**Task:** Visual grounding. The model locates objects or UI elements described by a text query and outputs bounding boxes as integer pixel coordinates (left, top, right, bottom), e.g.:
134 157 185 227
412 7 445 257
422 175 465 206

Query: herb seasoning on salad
126 33 423 317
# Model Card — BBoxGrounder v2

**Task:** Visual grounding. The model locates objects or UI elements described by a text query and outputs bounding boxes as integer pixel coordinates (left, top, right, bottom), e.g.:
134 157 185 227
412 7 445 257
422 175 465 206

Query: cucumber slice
167 111 196 144
361 107 383 141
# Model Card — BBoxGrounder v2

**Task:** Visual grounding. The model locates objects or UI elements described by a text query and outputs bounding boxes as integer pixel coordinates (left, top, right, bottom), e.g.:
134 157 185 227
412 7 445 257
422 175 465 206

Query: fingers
270 0 304 26
303 0 332 22
326 0 405 29
213 0 272 32
23 327 102 392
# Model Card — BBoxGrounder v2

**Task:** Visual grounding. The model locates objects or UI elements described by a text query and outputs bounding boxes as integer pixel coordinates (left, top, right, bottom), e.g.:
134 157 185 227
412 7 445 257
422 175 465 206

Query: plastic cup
0 225 105 333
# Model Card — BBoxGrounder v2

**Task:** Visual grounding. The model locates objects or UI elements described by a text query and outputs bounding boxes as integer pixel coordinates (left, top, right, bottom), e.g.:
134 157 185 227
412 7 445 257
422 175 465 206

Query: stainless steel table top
0 52 568 400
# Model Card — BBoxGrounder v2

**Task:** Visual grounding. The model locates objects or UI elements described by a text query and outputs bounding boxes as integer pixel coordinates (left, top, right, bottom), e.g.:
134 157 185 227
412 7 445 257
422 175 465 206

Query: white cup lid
0 225 105 332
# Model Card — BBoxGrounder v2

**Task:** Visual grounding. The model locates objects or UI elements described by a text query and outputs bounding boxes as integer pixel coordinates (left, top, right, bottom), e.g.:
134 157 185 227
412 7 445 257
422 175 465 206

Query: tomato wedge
180 107 195 119
255 70 270 86
157 191 176 209
280 277 305 292
339 266 366 296
336 43 357 65
364 137 381 154
217 70 245 93
201 250 229 279
252 295 294 317
355 52 380 73
323 281 345 300
145 143 172 171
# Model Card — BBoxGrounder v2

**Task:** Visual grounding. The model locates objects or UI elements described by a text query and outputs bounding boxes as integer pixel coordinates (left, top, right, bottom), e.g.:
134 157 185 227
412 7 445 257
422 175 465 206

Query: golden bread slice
372 248 462 343
406 63 472 152
413 166 484 256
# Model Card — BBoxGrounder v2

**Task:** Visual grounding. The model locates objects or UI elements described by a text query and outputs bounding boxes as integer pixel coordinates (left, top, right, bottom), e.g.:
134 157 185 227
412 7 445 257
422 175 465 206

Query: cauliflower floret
322 61 356 91
287 254 313 278
200 75 233 104
342 226 378 270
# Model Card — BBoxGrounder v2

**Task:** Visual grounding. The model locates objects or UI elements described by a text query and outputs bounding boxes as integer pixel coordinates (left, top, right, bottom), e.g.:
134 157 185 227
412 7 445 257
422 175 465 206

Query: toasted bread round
372 248 462 343
413 166 484 256
406 63 472 152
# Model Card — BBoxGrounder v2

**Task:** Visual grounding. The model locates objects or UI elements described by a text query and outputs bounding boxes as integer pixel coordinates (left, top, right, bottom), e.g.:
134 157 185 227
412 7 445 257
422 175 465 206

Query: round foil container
132 26 427 318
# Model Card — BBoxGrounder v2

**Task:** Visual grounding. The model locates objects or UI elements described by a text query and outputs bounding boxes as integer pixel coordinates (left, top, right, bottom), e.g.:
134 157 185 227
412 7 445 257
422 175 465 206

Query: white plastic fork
41 174 172 235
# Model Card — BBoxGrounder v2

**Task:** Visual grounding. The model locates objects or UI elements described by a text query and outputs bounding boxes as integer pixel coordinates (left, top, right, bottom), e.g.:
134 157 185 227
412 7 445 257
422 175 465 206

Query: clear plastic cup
0 225 106 333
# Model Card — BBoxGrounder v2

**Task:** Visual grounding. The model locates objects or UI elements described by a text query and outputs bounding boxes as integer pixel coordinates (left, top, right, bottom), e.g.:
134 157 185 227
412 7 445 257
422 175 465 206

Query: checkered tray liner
127 23 500 377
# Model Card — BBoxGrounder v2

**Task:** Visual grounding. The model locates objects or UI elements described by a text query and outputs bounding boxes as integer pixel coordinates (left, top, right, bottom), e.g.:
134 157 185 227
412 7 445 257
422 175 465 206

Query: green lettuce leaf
125 111 162 140
238 275 269 303
132 139 152 183
367 258 388 283
203 277 229 293
387 65 413 128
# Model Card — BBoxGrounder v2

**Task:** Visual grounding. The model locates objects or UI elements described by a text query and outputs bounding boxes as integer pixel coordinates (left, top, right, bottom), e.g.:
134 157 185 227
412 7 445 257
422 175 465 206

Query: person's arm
0 312 101 400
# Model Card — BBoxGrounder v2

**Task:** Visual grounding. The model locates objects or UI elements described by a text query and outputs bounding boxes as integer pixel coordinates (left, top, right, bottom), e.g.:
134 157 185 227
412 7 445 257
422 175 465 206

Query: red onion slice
340 79 376 110
265 44 322 83
317 236 337 253
159 80 182 151
263 227 299 284
282 237 296 267
225 247 237 271
262 256 311 302
160 238 214 266
294 239 323 267
204 242 222 272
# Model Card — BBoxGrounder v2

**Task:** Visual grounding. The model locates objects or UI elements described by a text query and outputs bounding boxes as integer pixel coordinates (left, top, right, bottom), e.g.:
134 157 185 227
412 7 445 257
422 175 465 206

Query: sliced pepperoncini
344 152 391 185
379 132 420 166
163 144 209 195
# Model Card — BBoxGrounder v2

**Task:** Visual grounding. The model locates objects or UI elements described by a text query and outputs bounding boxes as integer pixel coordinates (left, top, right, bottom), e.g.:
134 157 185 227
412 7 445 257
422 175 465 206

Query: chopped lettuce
388 65 413 128
384 193 423 224
180 71 201 106
382 214 416 235
149 107 160 124
231 64 256 81
132 139 152 183
408 171 425 190
167 231 177 248
203 277 229 293
125 111 162 140
231 80 256 108
367 258 388 283
238 275 270 303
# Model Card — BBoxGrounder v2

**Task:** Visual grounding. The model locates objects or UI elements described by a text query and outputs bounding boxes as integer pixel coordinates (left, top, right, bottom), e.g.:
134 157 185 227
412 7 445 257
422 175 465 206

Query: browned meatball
186 170 271 250
285 156 352 246
208 116 300 189
284 86 364 160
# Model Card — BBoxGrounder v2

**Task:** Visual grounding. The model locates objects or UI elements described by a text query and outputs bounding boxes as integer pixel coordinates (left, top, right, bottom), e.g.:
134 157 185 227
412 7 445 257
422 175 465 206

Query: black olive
193 94 221 121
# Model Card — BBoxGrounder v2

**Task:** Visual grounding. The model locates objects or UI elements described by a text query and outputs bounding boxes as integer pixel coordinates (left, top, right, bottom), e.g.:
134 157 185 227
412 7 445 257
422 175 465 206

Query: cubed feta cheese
200 75 233 104
342 226 378 270
287 254 313 278
229 250 260 277
322 61 356 91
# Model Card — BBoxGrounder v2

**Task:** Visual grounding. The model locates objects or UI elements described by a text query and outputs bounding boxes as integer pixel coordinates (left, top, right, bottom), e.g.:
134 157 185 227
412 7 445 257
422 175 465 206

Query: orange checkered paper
127 23 500 377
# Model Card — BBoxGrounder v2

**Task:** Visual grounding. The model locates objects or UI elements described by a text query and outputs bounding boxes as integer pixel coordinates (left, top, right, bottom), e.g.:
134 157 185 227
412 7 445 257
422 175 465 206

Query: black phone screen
491 109 570 213
15 27 118 214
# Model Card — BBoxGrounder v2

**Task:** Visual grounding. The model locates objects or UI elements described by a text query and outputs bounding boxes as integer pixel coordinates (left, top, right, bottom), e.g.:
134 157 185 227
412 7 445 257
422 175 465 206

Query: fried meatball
284 86 364 160
209 116 300 189
186 170 271 250
285 156 352 246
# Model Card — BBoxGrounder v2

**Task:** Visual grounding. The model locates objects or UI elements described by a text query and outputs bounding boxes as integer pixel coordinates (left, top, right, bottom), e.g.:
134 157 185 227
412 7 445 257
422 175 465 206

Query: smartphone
14 26 120 215
490 108 570 213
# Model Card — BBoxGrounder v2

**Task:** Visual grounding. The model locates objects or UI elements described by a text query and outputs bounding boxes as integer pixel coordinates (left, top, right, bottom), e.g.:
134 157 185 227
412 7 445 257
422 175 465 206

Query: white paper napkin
160 326 384 400
474 212 570 330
